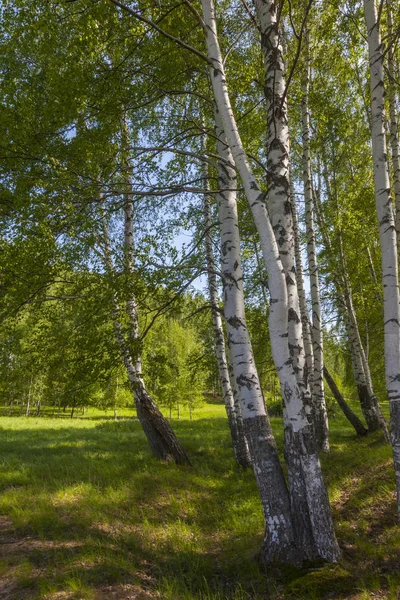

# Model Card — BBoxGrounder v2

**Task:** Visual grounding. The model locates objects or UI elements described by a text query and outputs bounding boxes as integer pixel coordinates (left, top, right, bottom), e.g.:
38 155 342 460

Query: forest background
0 0 400 598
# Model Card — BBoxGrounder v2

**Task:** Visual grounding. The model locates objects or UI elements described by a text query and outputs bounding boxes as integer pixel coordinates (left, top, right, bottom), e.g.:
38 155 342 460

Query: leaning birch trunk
364 0 400 515
345 309 380 428
323 366 368 437
202 143 251 468
291 179 370 437
215 110 296 563
315 177 389 437
345 295 390 441
301 32 329 451
338 232 385 434
386 3 400 246
101 200 190 466
201 0 340 562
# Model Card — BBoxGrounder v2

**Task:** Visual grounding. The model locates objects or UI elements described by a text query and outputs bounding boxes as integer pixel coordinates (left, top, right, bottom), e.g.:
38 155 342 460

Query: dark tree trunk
100 172 190 468
227 362 252 469
357 384 381 432
134 385 191 466
284 426 340 562
244 415 299 565
323 366 367 436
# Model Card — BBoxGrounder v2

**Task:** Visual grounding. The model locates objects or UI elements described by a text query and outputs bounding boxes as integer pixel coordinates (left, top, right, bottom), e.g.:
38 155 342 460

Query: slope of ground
0 402 398 599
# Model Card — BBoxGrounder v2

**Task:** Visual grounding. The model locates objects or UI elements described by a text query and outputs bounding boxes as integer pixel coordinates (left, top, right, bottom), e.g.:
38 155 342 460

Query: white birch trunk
386 4 400 246
301 33 329 451
202 143 251 468
26 378 32 418
364 0 400 515
290 172 314 393
201 0 339 562
253 0 312 417
122 117 143 377
315 174 388 436
100 199 190 465
214 109 295 563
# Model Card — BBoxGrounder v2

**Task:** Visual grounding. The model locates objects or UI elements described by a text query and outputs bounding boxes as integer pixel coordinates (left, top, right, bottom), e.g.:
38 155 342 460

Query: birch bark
201 0 339 562
214 110 295 563
100 196 190 466
300 32 329 451
314 178 389 436
364 0 400 514
202 144 251 468
290 172 314 393
386 3 400 246
253 0 312 420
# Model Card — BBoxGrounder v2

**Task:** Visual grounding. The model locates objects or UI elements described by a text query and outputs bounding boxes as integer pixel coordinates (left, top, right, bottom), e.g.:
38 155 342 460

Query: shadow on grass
0 414 398 599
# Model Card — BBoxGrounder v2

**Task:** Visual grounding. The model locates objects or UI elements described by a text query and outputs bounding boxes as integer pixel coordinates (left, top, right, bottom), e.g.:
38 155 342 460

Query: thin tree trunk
364 0 400 516
202 134 251 468
101 186 190 465
203 3 339 561
8 391 13 416
215 109 296 564
114 376 118 421
301 32 329 451
323 366 368 436
290 172 314 394
343 277 389 438
386 2 400 246
315 177 389 437
253 238 269 309
112 287 190 464
26 379 32 418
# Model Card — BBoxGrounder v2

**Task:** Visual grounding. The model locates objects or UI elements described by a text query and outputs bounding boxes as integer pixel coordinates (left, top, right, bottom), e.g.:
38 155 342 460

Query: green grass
0 402 398 599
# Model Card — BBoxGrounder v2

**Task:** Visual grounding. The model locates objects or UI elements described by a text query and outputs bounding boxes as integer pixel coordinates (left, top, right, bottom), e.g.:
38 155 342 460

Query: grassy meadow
0 401 399 599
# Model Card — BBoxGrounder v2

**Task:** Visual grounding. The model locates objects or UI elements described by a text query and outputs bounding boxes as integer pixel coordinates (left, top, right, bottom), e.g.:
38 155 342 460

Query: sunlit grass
0 401 398 599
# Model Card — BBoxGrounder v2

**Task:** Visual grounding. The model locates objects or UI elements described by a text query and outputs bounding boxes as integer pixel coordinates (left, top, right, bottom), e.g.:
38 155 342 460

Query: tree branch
108 0 211 65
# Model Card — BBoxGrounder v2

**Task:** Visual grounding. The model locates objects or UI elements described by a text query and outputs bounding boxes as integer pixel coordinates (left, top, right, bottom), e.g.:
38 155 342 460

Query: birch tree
323 366 368 437
290 172 314 395
253 0 315 437
300 30 329 451
364 0 400 515
201 0 340 562
202 140 251 468
313 177 389 437
214 110 296 563
386 2 400 245
100 187 190 465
